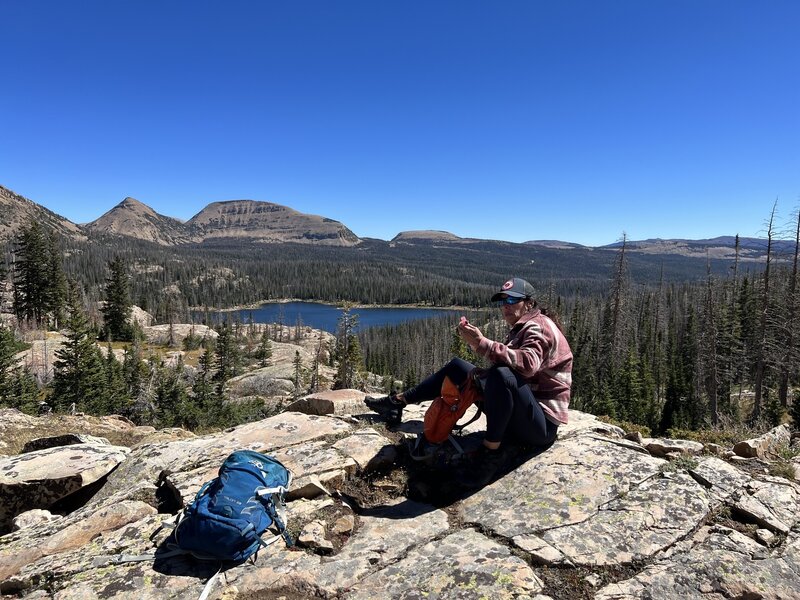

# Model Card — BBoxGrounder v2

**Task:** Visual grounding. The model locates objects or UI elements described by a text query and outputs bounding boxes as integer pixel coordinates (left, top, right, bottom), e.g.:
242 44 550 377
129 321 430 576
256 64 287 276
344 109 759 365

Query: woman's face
500 297 530 327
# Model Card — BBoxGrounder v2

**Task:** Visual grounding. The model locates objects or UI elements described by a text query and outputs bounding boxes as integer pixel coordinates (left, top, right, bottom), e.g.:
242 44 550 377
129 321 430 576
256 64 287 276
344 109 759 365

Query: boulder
141 323 217 346
0 442 129 533
21 434 111 454
0 408 166 456
288 388 371 416
734 424 792 458
225 369 295 399
11 509 62 532
298 520 334 552
641 436 704 457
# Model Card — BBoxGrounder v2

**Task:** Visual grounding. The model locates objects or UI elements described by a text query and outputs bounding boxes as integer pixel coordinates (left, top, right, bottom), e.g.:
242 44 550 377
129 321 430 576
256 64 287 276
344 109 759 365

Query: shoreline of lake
190 298 480 313
193 300 476 334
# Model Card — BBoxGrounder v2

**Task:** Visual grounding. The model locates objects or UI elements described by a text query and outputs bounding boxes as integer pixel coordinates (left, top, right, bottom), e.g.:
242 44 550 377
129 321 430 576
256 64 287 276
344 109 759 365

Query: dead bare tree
752 201 778 421
701 253 720 426
778 207 800 408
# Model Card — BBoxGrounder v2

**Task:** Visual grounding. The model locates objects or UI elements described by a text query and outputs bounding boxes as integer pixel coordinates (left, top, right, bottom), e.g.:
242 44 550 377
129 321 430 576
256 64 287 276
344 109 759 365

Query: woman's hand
457 319 484 350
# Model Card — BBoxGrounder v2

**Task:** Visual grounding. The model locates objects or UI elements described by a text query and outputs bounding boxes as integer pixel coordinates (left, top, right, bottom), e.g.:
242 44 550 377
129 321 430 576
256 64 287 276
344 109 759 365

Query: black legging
404 357 558 447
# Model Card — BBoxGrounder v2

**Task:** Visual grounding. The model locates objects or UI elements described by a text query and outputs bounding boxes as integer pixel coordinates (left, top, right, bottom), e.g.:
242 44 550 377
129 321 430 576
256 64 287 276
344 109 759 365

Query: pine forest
1 204 799 442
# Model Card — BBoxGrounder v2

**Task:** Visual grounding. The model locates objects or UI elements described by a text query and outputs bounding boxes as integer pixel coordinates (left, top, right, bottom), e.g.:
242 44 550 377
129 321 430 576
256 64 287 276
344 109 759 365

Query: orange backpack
423 374 484 444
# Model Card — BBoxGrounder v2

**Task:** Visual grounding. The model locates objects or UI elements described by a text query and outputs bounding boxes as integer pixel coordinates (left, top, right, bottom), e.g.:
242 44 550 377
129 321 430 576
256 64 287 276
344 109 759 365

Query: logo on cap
502 279 514 290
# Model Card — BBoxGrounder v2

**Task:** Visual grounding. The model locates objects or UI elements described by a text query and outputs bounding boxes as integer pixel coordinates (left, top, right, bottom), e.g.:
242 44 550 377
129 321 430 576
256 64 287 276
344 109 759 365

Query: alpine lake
201 301 460 333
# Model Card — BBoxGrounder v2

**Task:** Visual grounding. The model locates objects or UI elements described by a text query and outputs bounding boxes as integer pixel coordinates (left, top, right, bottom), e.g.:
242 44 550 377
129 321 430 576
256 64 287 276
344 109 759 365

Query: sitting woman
366 277 573 487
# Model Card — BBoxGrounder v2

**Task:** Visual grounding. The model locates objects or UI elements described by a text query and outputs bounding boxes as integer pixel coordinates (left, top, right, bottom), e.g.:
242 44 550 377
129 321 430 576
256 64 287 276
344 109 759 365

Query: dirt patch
536 563 646 600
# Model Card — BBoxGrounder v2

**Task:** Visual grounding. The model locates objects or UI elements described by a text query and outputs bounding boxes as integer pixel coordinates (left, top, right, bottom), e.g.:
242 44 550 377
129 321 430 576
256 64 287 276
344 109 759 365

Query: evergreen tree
154 360 190 427
45 231 68 328
7 367 40 413
255 330 273 367
0 326 19 404
101 256 133 341
12 220 50 326
293 350 304 399
334 307 364 389
104 344 131 416
213 322 241 387
192 346 227 428
52 285 107 413
122 335 148 404
449 329 471 362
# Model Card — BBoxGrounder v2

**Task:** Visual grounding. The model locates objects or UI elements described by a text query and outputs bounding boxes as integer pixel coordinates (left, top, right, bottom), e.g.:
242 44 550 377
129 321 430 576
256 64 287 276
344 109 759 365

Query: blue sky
1 1 798 246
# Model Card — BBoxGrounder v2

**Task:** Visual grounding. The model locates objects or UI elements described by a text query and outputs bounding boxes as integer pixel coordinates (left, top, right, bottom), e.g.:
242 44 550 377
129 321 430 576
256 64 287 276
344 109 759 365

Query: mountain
600 236 795 262
391 230 464 243
525 240 590 250
0 185 85 242
85 197 192 246
186 200 361 246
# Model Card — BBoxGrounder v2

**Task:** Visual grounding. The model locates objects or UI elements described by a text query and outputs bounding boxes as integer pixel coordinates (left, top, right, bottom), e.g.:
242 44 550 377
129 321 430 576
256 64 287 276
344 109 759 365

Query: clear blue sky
1 1 798 246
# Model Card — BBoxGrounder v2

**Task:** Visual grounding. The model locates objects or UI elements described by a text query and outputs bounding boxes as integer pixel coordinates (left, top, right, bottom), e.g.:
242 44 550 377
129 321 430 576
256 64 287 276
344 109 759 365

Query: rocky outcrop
0 409 185 456
734 424 792 458
141 323 218 346
1 406 799 599
0 442 129 533
287 388 368 416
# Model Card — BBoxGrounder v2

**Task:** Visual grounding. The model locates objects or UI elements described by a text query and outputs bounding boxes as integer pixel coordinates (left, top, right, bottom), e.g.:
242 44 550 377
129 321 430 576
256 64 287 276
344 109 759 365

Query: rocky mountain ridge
0 184 783 260
0 186 85 243
1 399 799 599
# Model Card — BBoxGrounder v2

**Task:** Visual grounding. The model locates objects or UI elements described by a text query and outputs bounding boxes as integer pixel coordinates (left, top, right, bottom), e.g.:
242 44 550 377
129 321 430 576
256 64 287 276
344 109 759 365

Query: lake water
204 301 458 333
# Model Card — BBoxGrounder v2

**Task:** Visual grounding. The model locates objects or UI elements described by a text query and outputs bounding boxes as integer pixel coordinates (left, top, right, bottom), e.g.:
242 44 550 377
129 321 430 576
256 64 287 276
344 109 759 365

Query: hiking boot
408 434 440 462
364 394 405 425
455 445 509 489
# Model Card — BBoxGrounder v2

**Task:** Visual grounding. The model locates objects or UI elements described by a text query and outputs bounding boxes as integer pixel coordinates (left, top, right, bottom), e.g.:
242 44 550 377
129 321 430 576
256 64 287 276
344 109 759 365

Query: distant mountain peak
186 199 361 246
85 197 190 246
391 230 463 242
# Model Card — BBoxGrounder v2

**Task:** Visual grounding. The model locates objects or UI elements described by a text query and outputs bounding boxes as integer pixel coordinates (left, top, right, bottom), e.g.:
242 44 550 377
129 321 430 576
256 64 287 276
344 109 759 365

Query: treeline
3 204 799 437
4 226 743 327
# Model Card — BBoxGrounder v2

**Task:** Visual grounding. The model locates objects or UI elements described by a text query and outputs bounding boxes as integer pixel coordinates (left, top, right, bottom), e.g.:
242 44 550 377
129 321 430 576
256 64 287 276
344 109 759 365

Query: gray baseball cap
491 277 535 301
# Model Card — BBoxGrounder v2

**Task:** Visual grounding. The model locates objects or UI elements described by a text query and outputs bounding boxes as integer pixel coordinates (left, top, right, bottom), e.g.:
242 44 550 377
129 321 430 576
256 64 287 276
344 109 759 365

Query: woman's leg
402 357 475 404
483 366 558 447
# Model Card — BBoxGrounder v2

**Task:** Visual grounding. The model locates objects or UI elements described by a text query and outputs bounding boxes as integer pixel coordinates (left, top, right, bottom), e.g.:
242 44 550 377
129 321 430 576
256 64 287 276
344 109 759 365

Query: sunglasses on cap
493 296 526 307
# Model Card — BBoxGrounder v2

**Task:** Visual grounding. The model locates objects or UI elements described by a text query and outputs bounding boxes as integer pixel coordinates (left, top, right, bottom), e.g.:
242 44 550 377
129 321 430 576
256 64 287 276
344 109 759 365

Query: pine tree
12 220 50 326
449 329 471 362
213 322 241 386
293 350 304 399
192 346 225 428
256 330 273 367
0 326 18 404
334 307 364 389
101 256 133 341
45 231 68 328
104 344 131 416
52 285 107 413
7 367 40 413
155 360 190 428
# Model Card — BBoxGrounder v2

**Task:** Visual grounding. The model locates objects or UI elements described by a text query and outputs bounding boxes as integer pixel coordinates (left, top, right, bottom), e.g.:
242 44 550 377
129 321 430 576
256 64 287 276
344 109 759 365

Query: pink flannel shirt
474 308 573 425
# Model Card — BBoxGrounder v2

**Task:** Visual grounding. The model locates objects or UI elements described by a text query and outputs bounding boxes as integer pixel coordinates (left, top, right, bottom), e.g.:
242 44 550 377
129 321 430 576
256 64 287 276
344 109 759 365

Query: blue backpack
173 450 293 563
